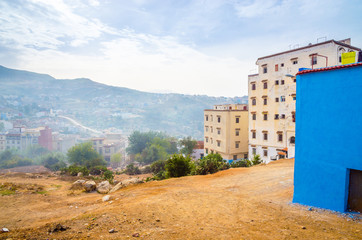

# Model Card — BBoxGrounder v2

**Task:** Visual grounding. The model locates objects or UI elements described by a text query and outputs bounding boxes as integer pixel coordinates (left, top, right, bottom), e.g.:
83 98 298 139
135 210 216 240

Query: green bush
230 159 251 168
151 160 166 174
103 170 114 183
141 165 152 174
89 165 108 175
124 164 141 175
61 165 89 176
195 153 228 175
252 154 262 165
165 154 193 178
42 154 66 171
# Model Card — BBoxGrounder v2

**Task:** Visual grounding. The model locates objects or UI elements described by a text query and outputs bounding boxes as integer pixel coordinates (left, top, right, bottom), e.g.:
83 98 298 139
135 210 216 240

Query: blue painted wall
293 65 362 212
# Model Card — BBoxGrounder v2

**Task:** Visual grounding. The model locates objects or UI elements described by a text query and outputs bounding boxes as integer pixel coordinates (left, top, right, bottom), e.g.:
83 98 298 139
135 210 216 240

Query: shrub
103 170 114 183
195 153 228 175
89 165 108 175
124 164 141 175
230 159 251 168
42 154 66 171
141 165 152 174
252 154 262 165
165 154 193 178
150 160 166 174
61 165 89 176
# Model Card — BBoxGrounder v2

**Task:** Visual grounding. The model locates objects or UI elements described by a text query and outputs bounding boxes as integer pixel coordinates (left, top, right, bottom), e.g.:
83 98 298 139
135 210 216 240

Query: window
311 55 317 65
263 150 268 157
263 98 267 105
281 114 285 119
293 78 296 83
205 115 208 121
292 112 296 122
211 138 213 144
281 80 285 85
275 80 279 85
235 141 240 148
293 96 296 101
252 131 256 139
236 117 239 123
275 64 278 72
252 99 256 105
205 148 208 154
233 155 237 160
217 128 221 135
211 150 214 154
217 140 221 147
210 127 213 133
205 126 209 132
210 115 213 121
293 60 298 65
235 129 240 136
263 82 268 89
263 114 268 121
252 148 256 155
251 83 256 90
275 97 279 102
262 65 267 74
281 63 284 67
278 133 283 142
281 96 286 102
217 116 221 123
275 114 279 120
263 132 268 141
290 136 295 144
205 137 208 143
252 113 256 120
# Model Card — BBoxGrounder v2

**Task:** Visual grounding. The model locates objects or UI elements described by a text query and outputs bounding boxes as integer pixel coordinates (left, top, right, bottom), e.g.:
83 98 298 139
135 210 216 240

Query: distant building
0 133 6 151
39 126 53 151
248 38 361 163
191 141 204 160
293 63 362 212
204 104 248 162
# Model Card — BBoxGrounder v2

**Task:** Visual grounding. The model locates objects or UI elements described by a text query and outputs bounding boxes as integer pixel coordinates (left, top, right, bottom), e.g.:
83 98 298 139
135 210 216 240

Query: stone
301 226 306 230
49 224 68 233
77 172 83 177
1 228 9 232
83 181 96 192
132 233 140 237
109 182 123 193
97 181 111 194
70 180 85 190
109 229 116 233
102 195 112 202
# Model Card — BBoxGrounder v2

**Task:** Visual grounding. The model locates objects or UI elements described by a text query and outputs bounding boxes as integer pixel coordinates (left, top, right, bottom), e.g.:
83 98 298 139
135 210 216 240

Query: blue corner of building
293 63 362 213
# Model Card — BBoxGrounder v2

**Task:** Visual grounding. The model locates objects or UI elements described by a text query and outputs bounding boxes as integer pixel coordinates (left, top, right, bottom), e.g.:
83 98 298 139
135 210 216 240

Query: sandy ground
0 159 361 240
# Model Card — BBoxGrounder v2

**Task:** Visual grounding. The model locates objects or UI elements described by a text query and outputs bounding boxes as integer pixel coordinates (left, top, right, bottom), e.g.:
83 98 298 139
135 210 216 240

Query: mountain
0 65 247 139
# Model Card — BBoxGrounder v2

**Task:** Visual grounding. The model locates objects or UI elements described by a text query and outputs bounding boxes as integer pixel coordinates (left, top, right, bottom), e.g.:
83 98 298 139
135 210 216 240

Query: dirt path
0 159 361 239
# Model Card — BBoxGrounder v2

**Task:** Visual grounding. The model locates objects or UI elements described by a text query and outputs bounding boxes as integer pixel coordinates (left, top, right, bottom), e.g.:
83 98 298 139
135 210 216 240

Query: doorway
348 169 362 212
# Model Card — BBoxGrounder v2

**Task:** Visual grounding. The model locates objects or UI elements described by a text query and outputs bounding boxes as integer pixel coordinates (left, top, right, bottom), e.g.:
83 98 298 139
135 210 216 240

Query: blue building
293 63 362 213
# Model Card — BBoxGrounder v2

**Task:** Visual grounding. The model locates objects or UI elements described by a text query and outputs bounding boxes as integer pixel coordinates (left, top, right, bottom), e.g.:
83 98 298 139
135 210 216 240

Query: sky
1 0 362 97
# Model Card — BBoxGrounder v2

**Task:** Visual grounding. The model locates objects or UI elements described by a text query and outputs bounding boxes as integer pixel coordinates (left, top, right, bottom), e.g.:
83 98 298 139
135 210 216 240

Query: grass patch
36 190 48 195
0 189 16 196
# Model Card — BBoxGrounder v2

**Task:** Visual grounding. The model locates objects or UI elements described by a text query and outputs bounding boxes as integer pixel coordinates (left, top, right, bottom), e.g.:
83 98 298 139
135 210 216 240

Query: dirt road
0 159 361 239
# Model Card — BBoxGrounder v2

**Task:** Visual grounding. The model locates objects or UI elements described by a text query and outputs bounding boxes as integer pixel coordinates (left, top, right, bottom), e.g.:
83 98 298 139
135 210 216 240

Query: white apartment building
248 38 361 163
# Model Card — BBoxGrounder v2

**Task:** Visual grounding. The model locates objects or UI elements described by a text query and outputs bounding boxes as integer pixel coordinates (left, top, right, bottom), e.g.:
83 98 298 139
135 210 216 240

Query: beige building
248 38 361 163
204 104 248 162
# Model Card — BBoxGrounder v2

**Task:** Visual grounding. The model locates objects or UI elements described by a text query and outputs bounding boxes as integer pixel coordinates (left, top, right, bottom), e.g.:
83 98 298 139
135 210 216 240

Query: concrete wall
293 64 362 212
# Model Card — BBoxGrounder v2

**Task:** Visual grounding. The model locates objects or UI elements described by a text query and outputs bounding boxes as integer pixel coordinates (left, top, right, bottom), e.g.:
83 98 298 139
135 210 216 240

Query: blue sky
1 0 362 97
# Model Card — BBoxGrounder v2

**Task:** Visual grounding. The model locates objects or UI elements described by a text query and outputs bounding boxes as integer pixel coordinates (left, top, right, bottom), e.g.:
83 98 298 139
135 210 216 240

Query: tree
111 153 122 167
67 142 106 168
126 131 162 155
42 153 66 171
179 136 197 156
0 122 4 132
136 143 168 165
165 154 193 178
195 153 228 175
252 154 262 165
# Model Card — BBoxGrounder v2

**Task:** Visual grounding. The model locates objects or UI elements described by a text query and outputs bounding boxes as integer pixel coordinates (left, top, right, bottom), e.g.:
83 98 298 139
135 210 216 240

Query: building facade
293 63 362 212
248 38 361 163
204 104 248 162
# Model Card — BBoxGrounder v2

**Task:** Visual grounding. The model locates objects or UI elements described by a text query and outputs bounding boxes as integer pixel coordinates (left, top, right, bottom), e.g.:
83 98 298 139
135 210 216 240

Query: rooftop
297 62 362 75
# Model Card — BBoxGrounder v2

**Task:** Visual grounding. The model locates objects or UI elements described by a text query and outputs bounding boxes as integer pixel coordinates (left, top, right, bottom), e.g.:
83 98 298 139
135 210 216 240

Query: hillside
0 159 360 239
0 65 247 138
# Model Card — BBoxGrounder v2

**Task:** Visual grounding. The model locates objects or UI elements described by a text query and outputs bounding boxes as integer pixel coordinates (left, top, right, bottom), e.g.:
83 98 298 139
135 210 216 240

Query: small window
281 80 285 85
292 112 296 122
205 115 208 121
275 80 279 85
252 132 256 139
263 133 268 141
252 148 256 155
210 127 213 133
275 97 279 102
293 96 296 101
293 78 296 83
275 64 278 72
205 126 209 132
235 142 239 148
263 98 267 105
236 117 239 123
217 140 221 147
281 96 286 102
251 83 256 90
290 136 295 144
233 155 237 160
205 148 208 154
281 114 285 119
235 129 240 136
311 55 317 65
275 114 279 120
217 128 221 135
263 65 267 74
210 138 213 144
263 114 268 121
252 99 256 105
281 63 284 67
263 82 268 89
278 133 283 142
293 60 298 65
205 137 208 143
217 116 221 123
263 150 268 157
252 114 256 120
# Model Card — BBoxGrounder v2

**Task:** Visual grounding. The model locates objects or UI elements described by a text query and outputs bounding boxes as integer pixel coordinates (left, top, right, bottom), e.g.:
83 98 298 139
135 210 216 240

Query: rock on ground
70 180 85 190
97 181 111 194
83 181 96 192
102 195 112 202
